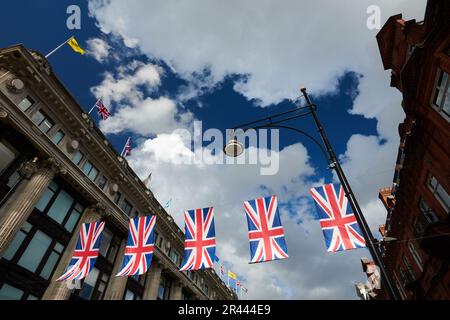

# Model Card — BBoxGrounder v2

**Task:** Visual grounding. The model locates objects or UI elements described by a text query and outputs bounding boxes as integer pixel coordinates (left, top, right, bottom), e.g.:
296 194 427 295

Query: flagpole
120 138 130 157
88 99 101 115
45 36 74 59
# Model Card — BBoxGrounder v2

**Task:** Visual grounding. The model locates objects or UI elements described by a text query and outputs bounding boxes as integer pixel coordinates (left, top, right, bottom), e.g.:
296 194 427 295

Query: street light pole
301 88 399 300
224 87 400 300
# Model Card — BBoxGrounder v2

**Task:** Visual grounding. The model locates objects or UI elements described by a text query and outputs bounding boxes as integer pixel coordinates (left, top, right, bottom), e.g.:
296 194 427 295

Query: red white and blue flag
121 138 132 157
310 183 366 252
116 215 156 277
180 207 216 271
96 99 110 120
244 196 288 263
57 221 105 281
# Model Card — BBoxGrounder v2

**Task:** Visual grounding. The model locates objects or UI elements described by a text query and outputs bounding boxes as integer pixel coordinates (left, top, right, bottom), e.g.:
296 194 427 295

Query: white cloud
91 61 193 135
88 0 425 108
86 38 111 63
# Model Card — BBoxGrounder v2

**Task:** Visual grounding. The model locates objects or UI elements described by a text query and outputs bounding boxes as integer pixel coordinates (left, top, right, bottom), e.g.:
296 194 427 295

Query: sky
0 0 427 299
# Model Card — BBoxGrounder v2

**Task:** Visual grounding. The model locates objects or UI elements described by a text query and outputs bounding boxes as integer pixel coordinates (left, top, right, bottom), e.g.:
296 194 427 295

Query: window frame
17 96 35 112
431 69 450 120
30 109 55 134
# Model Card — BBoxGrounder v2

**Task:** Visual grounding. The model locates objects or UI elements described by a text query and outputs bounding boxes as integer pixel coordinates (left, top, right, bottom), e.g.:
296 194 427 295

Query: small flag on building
57 221 105 281
95 100 110 120
121 138 132 158
164 199 172 209
45 36 86 58
180 207 216 271
88 99 110 120
310 183 366 252
116 215 156 277
67 37 86 55
244 195 288 264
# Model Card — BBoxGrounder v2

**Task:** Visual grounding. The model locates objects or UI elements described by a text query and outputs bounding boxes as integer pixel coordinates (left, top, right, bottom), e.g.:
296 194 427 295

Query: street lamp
224 87 400 300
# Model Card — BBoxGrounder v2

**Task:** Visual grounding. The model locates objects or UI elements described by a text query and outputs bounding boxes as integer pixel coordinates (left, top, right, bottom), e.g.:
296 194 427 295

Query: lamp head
224 139 244 157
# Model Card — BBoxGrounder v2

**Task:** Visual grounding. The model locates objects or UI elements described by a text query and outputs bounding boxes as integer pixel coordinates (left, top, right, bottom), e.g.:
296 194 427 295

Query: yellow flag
228 271 237 280
67 38 85 55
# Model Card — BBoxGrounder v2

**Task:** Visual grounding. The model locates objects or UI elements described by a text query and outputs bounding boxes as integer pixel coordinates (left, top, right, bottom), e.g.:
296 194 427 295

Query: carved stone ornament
6 78 25 94
0 108 7 119
18 160 39 179
41 157 63 174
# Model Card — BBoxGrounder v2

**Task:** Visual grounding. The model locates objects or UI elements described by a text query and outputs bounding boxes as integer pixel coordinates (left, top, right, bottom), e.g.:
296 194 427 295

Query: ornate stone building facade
0 44 236 300
376 0 450 299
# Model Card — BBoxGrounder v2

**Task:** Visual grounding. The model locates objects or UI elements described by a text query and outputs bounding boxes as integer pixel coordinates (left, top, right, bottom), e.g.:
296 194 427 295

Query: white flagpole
120 138 130 157
45 36 74 59
88 99 101 115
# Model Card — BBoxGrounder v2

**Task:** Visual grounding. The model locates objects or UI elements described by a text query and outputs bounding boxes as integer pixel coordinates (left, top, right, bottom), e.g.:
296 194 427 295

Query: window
408 241 423 272
72 150 84 166
17 230 52 272
121 199 133 216
124 290 136 301
0 284 24 300
157 275 172 300
432 69 450 118
97 175 108 190
427 174 450 212
35 181 84 233
82 161 99 182
52 130 65 145
31 110 54 134
5 226 65 281
169 249 181 267
113 192 122 205
0 140 18 176
414 199 439 236
98 228 121 263
18 96 34 112
402 255 416 283
3 222 33 261
77 268 109 300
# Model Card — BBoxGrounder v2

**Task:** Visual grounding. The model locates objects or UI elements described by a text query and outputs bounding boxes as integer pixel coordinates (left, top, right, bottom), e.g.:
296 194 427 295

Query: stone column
170 280 184 300
0 158 60 258
142 262 162 300
42 204 104 300
103 239 128 300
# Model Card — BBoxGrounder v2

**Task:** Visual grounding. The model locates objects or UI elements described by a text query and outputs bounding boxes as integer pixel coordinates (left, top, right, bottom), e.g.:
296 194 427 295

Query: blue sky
1 0 427 299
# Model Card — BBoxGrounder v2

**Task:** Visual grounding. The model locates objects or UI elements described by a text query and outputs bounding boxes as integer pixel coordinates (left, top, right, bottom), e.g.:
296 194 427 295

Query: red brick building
376 0 450 299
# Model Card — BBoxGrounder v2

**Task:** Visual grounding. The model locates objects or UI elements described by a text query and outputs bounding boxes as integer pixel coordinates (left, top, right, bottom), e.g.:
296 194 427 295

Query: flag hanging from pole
67 37 86 55
95 99 110 120
244 195 288 263
116 215 156 277
310 183 366 252
57 221 105 281
180 207 216 271
121 138 132 157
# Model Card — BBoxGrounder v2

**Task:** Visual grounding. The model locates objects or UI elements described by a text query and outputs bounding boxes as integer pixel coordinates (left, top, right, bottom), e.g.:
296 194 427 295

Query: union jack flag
180 207 216 271
121 138 132 157
57 221 105 281
310 183 366 252
95 99 110 120
116 215 156 277
244 196 288 263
